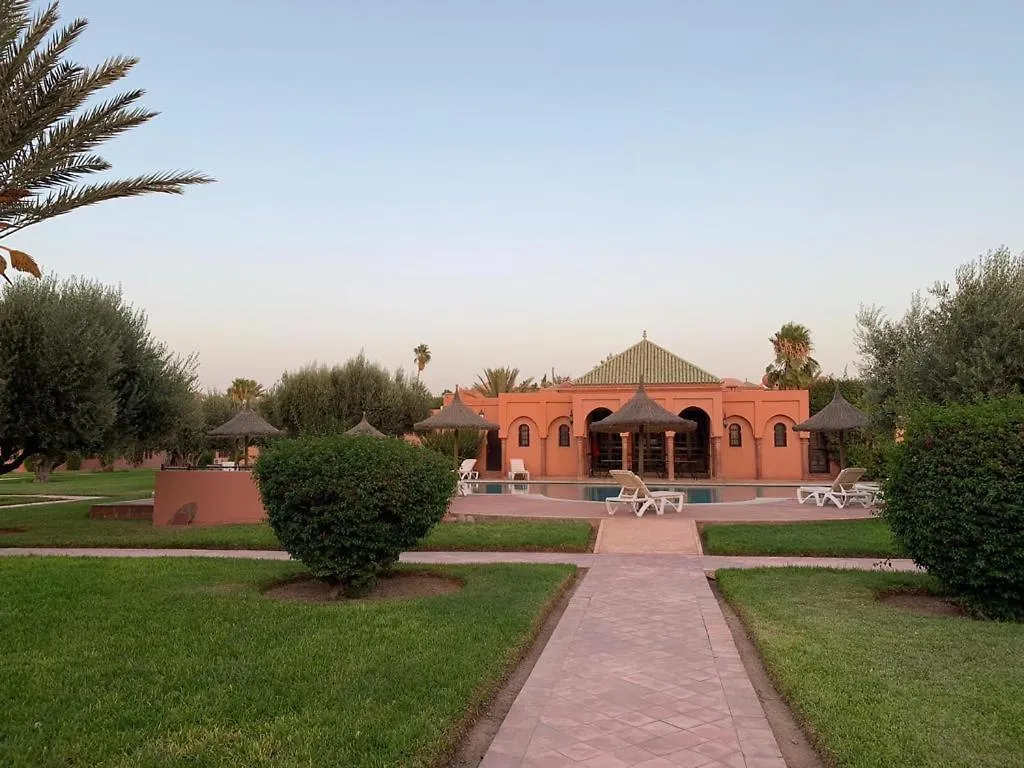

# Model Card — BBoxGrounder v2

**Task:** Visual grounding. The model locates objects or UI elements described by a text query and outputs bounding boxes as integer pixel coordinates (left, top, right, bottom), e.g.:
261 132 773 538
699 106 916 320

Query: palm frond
3 172 213 233
0 2 213 248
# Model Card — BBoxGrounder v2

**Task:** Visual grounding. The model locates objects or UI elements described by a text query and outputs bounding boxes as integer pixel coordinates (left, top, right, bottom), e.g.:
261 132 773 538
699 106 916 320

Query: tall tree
270 354 433 437
0 0 212 277
763 322 821 389
0 277 196 476
857 246 1024 429
413 344 431 377
473 366 536 397
227 377 264 408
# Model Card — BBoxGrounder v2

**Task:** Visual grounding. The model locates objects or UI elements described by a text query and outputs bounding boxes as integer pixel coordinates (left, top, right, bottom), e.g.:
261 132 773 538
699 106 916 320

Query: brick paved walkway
596 518 702 555
482 557 786 768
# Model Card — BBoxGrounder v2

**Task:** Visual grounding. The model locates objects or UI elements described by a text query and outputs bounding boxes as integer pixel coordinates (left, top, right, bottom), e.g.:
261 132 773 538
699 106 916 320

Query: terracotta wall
153 470 267 526
761 415 803 479
545 417 577 477
721 416 757 479
506 415 543 478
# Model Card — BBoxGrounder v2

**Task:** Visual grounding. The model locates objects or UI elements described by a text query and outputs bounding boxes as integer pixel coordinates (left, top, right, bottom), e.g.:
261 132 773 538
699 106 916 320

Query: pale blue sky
19 0 1024 391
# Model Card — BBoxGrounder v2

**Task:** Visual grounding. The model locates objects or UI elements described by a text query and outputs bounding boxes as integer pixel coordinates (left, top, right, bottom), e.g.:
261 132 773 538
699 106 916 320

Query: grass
0 468 157 497
702 517 899 557
0 556 574 767
0 495 595 552
717 568 1024 768
0 496 51 507
418 518 593 552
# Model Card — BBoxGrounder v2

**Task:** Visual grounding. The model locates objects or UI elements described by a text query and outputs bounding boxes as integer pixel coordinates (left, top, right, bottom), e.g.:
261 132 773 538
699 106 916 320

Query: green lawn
0 557 574 767
702 518 899 557
0 496 595 552
0 496 51 507
0 468 157 497
717 568 1024 768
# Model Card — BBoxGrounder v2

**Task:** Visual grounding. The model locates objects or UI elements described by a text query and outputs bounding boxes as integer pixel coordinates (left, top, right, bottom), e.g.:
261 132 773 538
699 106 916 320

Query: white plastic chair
508 458 530 481
457 459 479 482
797 467 870 508
605 470 686 517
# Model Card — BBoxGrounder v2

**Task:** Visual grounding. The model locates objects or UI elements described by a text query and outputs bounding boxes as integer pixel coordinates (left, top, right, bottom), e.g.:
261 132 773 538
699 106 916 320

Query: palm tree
764 322 821 389
473 366 536 397
413 344 431 377
0 1 213 281
227 378 264 408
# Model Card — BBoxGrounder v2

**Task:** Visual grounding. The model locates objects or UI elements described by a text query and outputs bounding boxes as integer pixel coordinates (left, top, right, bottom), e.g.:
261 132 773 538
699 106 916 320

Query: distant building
451 336 814 480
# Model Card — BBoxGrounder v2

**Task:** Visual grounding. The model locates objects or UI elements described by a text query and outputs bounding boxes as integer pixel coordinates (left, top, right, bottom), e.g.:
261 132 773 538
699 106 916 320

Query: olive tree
857 246 1024 427
0 277 196 478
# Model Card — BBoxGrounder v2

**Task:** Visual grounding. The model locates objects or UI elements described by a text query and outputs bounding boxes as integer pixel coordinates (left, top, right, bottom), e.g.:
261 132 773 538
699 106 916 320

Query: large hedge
884 397 1024 620
254 435 456 595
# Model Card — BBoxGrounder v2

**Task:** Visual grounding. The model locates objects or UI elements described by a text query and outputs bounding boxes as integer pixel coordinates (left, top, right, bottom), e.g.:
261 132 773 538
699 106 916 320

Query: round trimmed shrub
253 435 456 595
884 397 1024 620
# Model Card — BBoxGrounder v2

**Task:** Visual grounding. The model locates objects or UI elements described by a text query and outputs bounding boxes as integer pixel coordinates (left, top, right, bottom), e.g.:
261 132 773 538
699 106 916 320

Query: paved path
483 557 786 768
0 547 917 573
450 494 875 522
596 518 703 555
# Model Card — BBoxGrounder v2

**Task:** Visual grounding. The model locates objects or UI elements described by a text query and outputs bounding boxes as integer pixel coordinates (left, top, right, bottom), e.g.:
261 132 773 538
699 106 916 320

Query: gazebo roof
589 383 698 433
793 390 870 432
414 388 499 431
345 414 386 438
208 408 283 438
574 335 720 386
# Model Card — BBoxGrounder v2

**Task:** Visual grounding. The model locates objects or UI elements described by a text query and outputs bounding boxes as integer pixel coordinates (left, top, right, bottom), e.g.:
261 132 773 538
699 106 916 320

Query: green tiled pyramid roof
574 338 720 386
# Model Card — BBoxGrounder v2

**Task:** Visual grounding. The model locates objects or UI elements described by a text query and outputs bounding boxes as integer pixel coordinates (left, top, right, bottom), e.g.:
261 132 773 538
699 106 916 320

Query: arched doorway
485 429 502 472
675 407 711 479
587 408 621 476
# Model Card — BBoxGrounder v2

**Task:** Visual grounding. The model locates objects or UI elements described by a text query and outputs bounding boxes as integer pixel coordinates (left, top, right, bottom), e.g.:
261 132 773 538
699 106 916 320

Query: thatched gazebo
414 388 498 466
208 408 283 467
589 382 697 476
345 413 386 438
792 389 869 469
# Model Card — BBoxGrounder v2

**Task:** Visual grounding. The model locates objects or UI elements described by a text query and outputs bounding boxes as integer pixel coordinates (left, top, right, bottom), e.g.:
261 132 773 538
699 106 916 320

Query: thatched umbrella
345 413 386 438
589 382 697 476
414 388 498 466
208 408 283 468
792 389 869 469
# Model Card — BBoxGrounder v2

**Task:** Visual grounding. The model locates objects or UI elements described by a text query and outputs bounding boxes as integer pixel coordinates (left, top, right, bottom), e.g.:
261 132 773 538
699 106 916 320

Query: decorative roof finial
642 329 647 339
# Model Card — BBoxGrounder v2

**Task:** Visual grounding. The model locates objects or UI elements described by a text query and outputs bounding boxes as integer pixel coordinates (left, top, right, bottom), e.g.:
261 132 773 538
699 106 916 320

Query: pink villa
453 336 821 481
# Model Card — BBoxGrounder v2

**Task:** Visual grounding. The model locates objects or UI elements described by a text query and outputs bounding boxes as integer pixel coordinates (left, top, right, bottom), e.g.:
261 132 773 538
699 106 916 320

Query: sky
17 0 1024 392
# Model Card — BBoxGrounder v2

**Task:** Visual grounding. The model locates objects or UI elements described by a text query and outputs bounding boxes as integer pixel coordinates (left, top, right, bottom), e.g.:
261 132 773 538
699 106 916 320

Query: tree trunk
33 454 63 483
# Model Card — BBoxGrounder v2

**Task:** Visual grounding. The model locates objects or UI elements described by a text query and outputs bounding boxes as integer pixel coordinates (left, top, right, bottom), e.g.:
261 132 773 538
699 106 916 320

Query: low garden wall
153 470 266 526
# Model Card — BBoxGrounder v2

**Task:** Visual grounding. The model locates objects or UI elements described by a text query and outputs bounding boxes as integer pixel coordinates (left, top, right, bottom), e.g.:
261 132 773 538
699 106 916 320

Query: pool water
462 483 794 504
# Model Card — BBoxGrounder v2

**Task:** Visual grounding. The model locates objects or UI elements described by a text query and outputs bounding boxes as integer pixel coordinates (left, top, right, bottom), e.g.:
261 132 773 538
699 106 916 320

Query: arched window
518 424 530 447
728 423 742 447
774 423 788 447
558 424 571 447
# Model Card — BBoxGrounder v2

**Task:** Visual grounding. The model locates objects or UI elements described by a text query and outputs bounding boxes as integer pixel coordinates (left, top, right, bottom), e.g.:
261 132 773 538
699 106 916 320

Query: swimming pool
461 483 795 504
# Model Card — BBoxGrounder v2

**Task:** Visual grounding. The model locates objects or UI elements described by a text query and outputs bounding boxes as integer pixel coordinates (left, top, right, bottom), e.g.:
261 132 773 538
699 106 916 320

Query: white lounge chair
457 459 479 482
797 467 870 508
508 458 530 481
605 470 686 517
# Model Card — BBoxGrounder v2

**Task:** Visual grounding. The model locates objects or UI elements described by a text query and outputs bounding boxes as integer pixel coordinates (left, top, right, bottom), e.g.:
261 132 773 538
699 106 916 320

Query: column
620 433 631 471
712 436 722 479
576 436 585 479
666 431 675 481
800 435 810 480
539 437 548 478
754 437 763 480
500 437 508 477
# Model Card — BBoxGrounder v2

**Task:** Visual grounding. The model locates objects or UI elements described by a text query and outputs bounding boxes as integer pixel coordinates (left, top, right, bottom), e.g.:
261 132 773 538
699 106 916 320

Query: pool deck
449 493 876 522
